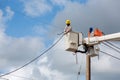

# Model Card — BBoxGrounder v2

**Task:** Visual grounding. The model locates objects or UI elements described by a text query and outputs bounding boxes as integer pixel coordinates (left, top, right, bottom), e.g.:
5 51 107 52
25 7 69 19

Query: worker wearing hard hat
64 19 72 34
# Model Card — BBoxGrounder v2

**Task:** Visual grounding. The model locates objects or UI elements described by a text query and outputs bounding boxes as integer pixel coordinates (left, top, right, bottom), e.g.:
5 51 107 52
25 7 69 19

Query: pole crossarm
84 32 120 45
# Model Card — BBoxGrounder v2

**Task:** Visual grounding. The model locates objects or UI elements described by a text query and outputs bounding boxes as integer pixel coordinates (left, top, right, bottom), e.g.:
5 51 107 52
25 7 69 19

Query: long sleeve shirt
64 25 72 34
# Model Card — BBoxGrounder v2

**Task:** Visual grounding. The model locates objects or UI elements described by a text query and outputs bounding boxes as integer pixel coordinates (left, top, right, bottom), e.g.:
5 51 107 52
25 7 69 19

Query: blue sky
0 0 120 80
1 0 54 37
0 0 88 47
0 0 87 38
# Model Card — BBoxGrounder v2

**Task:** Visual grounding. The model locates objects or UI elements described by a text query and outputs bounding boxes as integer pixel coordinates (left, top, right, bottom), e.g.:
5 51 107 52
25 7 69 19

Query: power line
0 35 64 77
77 55 84 80
100 51 120 61
106 41 120 50
6 74 34 80
102 42 120 54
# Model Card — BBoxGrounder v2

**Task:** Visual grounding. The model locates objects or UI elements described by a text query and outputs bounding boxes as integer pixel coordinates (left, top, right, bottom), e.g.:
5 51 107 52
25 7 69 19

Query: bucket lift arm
84 32 120 45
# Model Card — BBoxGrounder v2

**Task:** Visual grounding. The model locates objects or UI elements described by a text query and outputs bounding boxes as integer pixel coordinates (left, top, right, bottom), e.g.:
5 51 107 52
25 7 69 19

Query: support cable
102 32 120 53
102 42 120 54
77 55 84 80
100 51 120 61
0 34 64 77
105 41 120 50
6 74 34 80
102 32 120 50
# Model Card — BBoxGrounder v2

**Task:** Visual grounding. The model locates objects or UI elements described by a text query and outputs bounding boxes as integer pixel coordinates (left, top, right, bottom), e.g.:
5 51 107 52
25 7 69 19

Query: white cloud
4 6 14 21
48 0 120 79
92 55 111 72
21 0 52 17
0 7 45 74
0 6 14 31
1 0 120 80
37 56 48 64
0 6 71 80
2 56 71 80
33 25 48 36
0 26 45 69
3 66 33 80
39 66 70 80
51 0 120 36
51 0 70 6
32 56 71 80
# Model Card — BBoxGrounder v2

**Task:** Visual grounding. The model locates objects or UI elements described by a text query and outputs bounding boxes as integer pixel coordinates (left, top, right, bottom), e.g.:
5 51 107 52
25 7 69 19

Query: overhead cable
6 74 33 80
105 41 120 50
102 42 120 54
0 34 64 77
77 55 84 80
100 51 120 61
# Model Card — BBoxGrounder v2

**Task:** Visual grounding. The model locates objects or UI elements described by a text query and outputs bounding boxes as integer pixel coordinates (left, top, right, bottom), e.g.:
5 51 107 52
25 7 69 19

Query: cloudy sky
0 0 120 80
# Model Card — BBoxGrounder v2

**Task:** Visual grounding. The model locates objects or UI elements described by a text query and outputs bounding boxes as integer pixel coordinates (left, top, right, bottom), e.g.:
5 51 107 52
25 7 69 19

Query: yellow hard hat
66 19 71 25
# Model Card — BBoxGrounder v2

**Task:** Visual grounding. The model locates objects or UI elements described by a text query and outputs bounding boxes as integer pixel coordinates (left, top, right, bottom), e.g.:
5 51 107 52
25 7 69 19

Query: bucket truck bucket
65 31 79 52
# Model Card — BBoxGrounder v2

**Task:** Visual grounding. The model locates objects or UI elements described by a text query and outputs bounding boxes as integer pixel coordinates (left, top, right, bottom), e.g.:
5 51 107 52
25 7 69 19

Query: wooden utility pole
86 55 91 80
65 31 120 80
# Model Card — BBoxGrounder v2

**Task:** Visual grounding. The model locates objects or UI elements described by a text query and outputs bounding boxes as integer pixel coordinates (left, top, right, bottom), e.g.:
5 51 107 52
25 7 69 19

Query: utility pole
64 23 120 80
86 55 91 80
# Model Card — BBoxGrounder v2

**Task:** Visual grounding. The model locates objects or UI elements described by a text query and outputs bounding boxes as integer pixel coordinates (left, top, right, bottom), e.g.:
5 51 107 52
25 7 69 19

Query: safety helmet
66 20 71 25
89 27 93 33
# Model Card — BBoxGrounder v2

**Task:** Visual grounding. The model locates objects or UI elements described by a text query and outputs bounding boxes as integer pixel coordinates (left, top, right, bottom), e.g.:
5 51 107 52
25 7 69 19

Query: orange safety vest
94 28 103 36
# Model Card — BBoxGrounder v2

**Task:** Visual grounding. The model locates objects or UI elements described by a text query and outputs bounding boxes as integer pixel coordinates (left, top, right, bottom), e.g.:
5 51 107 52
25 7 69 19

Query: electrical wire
0 34 64 77
102 32 120 53
6 74 34 80
105 41 120 50
0 1 65 77
102 42 120 54
77 55 84 80
100 51 120 61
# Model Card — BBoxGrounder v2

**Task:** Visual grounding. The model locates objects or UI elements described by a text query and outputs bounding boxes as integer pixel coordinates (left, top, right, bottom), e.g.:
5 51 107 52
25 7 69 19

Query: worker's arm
64 26 72 34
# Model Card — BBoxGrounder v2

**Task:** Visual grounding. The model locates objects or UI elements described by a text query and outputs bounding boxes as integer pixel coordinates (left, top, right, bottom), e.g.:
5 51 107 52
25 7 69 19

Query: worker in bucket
64 19 72 34
94 28 103 37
